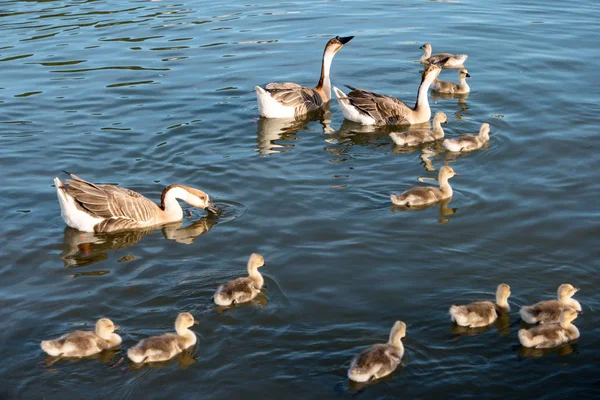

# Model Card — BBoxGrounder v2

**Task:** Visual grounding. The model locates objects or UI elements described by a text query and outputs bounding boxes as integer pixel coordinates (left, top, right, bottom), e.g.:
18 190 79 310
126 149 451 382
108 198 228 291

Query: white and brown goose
41 318 122 358
449 284 511 328
214 253 266 306
127 312 197 363
520 284 581 324
431 68 471 94
389 111 448 146
442 123 490 152
54 172 218 233
518 308 580 349
255 35 354 119
347 321 406 382
420 43 468 68
390 165 457 207
333 61 445 126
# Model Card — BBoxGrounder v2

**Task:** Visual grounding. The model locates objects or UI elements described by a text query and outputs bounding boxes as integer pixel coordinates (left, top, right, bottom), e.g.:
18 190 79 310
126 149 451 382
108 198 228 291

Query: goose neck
316 48 335 101
160 185 190 221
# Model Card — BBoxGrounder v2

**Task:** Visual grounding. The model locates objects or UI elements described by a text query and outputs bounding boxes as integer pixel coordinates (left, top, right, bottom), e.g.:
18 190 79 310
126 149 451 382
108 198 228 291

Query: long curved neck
160 186 191 221
315 47 336 101
248 263 264 289
414 75 434 117
388 331 404 350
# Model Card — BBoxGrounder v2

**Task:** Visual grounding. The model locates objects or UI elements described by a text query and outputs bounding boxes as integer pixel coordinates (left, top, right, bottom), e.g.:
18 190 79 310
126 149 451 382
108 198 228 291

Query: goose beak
574 287 580 292
466 73 471 78
576 310 583 315
453 172 460 176
114 325 121 331
444 120 449 124
205 201 219 215
338 36 354 45
419 45 424 49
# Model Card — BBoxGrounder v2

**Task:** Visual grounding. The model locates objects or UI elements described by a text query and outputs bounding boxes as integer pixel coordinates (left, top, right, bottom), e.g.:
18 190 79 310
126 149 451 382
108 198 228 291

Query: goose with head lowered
333 61 446 126
256 35 354 119
54 172 218 233
420 43 468 68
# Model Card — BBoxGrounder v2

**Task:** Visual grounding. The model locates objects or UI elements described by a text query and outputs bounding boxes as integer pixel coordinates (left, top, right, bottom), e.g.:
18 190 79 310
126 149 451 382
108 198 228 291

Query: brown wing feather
354 344 400 371
60 331 107 352
345 86 412 125
64 174 160 228
264 84 325 117
219 277 255 298
398 186 442 203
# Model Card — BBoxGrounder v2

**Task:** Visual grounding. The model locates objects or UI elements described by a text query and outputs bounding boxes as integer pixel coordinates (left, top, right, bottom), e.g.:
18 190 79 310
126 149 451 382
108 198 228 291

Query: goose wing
64 173 161 230
345 86 412 125
264 82 324 115
429 53 455 63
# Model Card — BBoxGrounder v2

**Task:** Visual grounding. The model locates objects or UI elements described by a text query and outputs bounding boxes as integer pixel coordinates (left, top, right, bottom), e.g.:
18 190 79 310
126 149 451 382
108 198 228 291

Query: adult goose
54 172 218 233
333 61 445 125
256 35 354 119
420 43 468 68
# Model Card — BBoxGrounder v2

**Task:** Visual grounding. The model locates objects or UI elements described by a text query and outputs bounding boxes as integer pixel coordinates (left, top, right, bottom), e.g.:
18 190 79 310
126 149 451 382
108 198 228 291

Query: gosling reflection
392 143 444 172
60 216 217 267
256 106 332 155
391 197 457 224
41 347 121 368
127 348 197 370
517 342 577 359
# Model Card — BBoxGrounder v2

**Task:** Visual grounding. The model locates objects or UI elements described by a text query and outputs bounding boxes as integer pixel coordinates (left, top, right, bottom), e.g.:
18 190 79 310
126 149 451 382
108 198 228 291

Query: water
1 0 599 398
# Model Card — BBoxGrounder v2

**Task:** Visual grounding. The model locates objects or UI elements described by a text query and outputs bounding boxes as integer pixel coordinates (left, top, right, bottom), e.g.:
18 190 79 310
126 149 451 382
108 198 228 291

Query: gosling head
433 112 448 125
459 68 471 79
419 43 432 54
559 307 579 325
495 283 511 307
438 166 458 181
389 321 407 347
557 284 579 300
95 318 119 339
248 253 265 270
325 35 354 54
478 123 491 140
175 312 196 331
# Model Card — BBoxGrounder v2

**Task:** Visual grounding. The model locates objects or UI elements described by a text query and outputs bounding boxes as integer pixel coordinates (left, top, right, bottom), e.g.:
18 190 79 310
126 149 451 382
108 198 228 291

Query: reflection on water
517 342 578 359
214 291 269 313
128 349 197 370
256 106 332 155
41 347 121 368
60 216 217 268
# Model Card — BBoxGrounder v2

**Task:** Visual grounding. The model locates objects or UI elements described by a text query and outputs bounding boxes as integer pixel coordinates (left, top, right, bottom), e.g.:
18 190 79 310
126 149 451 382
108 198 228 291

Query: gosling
127 312 197 363
390 166 457 207
431 69 471 94
520 284 581 324
40 318 121 358
449 284 511 328
518 307 580 349
214 253 266 306
347 321 406 382
442 123 490 152
389 112 448 146
419 43 468 68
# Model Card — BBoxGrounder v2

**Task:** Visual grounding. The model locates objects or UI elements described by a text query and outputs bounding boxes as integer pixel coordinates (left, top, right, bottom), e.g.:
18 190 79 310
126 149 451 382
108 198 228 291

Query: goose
347 321 406 382
390 165 457 207
520 284 581 324
54 172 218 233
389 112 448 146
40 318 121 357
442 123 490 152
518 308 580 348
214 253 266 306
255 36 354 119
449 284 511 328
333 61 445 126
431 68 471 94
419 43 468 68
127 312 197 363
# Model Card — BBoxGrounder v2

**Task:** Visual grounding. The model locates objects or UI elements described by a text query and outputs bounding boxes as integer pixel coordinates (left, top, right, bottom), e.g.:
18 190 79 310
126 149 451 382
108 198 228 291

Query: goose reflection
256 106 332 155
391 196 458 224
60 216 218 268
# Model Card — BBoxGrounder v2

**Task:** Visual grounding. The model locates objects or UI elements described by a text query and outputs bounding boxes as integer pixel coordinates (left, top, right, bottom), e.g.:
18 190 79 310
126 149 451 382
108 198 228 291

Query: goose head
162 184 219 214
438 166 457 182
95 318 119 340
559 307 579 326
325 35 354 54
433 112 448 125
421 62 443 84
459 68 471 79
495 283 511 307
388 321 407 348
175 312 196 334
557 284 579 301
248 253 266 270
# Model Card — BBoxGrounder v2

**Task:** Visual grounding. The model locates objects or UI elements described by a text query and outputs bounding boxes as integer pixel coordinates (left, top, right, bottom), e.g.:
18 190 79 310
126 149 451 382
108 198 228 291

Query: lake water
1 0 599 398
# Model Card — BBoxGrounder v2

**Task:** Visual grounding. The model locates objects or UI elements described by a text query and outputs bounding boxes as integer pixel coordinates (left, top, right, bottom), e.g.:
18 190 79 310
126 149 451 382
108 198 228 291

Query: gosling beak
465 73 471 78
193 321 199 326
337 35 354 45
114 325 121 331
576 310 583 316
444 120 449 124
205 201 219 215
453 172 460 176
574 287 580 292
